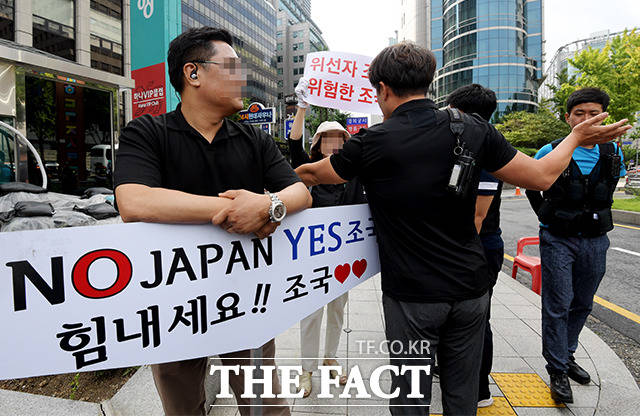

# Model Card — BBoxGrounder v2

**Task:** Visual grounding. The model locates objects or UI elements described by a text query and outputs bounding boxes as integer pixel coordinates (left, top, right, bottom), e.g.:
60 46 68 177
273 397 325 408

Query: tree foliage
227 98 253 122
305 105 350 137
494 107 570 150
550 29 640 124
546 68 578 119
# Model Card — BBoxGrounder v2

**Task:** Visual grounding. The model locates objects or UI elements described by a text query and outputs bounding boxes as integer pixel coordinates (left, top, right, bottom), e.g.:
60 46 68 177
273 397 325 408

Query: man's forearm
493 135 580 191
116 184 230 223
295 164 320 187
531 134 581 189
295 158 347 187
276 182 312 213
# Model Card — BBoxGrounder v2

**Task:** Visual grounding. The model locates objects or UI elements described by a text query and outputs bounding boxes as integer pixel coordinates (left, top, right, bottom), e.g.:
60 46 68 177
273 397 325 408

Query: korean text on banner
0 205 380 380
303 51 381 115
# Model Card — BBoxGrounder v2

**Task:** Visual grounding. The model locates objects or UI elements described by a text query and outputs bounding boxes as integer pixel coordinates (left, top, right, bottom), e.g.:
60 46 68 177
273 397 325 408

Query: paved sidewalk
209 272 640 416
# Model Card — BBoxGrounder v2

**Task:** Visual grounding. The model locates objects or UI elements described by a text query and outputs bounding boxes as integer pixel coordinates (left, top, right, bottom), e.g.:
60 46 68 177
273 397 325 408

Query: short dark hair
167 27 233 93
369 42 437 97
566 87 610 114
446 84 497 121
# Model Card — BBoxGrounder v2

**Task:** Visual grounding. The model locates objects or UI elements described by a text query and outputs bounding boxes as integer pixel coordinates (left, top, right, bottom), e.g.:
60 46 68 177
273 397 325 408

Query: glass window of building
89 0 124 75
0 0 14 41
277 55 283 63
32 0 76 61
24 76 115 193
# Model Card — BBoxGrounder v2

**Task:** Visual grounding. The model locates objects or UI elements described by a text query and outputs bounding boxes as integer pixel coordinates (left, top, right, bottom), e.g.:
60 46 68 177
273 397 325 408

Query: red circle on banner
72 249 133 299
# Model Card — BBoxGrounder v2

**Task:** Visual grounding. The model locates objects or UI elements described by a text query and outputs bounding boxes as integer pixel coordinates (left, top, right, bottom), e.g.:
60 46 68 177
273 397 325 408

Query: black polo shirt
478 170 504 250
330 99 517 303
114 104 301 196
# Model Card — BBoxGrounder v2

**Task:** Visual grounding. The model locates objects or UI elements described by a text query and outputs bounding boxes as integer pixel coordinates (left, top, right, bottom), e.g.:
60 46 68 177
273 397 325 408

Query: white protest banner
0 205 379 380
303 51 382 115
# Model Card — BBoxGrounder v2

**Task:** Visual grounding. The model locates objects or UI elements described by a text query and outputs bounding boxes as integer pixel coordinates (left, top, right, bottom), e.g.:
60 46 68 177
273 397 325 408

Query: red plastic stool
512 236 542 295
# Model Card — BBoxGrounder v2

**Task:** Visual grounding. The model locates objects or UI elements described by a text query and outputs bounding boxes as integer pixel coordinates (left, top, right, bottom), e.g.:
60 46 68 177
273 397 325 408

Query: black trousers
382 292 490 416
478 244 504 400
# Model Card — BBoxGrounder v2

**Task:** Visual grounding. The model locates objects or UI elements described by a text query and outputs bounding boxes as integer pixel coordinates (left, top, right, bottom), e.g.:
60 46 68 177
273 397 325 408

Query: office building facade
276 0 328 102
181 0 279 106
0 0 133 194
539 29 630 101
400 0 544 120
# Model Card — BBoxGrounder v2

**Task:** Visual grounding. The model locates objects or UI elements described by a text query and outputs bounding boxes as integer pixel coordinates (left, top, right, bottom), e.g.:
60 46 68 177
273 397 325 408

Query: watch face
274 204 285 220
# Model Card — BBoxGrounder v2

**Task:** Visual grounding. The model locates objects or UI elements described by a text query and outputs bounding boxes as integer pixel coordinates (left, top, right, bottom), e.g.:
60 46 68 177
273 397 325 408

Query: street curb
612 209 640 226
497 272 640 415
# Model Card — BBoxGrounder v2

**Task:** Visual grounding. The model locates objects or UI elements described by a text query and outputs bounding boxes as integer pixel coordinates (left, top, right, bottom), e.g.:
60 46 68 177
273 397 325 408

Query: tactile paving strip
491 372 565 407
477 397 517 415
431 396 516 416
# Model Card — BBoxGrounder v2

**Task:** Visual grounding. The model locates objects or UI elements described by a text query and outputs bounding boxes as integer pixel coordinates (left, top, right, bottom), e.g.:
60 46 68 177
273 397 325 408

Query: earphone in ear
190 69 198 79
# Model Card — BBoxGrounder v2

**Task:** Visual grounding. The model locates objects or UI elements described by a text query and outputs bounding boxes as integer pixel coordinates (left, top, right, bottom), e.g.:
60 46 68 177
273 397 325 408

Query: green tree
550 29 640 124
547 68 578 119
495 107 571 152
227 98 253 122
305 105 350 138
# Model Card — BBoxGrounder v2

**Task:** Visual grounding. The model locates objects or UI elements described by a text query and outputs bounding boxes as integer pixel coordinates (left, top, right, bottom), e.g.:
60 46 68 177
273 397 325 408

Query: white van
89 144 113 177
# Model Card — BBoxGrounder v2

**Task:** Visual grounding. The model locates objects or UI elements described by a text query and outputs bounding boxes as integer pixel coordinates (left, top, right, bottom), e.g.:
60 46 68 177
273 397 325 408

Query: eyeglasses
192 58 242 72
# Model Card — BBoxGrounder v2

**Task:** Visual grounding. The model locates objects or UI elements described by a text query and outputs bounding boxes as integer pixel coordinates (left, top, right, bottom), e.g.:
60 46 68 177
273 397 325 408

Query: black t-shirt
478 170 504 249
114 104 301 196
330 99 516 302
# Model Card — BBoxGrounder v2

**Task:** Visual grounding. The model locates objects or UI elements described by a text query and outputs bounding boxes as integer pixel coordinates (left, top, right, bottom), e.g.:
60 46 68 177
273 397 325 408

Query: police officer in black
526 88 626 404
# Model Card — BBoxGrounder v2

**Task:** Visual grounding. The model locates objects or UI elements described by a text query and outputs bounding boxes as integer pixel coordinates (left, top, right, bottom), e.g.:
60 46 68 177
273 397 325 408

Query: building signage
285 118 294 138
131 63 167 118
346 117 368 135
137 0 154 19
130 0 181 115
238 102 276 125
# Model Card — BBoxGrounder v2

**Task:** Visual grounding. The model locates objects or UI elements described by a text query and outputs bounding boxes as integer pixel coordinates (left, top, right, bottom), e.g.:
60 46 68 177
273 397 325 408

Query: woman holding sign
288 77 367 397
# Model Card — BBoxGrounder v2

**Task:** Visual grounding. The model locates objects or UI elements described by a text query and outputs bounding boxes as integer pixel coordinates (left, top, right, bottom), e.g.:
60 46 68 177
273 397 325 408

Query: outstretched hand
212 189 270 234
572 113 632 146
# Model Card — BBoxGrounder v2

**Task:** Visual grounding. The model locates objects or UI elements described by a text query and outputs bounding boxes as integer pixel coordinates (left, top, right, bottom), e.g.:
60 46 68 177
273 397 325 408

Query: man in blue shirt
526 88 626 404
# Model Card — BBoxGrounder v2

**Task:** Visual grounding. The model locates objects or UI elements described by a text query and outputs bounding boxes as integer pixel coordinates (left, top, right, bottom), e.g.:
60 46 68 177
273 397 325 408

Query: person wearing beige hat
288 77 367 397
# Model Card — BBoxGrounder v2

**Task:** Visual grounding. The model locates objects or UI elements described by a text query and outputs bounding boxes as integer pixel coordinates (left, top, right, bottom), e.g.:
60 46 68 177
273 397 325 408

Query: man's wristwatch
267 192 286 222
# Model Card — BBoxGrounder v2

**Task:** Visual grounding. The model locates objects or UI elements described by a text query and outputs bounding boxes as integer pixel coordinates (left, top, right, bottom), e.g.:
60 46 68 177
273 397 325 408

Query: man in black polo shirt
448 84 503 408
295 42 630 415
114 27 311 416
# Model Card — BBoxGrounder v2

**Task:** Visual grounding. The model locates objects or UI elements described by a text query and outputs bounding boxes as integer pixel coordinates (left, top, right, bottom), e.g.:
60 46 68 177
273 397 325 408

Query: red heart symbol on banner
334 263 351 283
352 259 367 278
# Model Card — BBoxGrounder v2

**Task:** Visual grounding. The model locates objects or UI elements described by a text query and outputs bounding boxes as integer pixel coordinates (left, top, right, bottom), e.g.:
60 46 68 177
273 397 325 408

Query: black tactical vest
537 139 621 237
